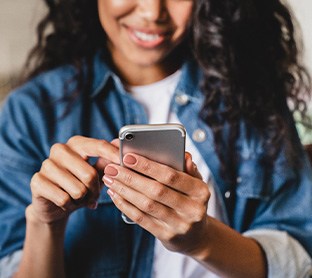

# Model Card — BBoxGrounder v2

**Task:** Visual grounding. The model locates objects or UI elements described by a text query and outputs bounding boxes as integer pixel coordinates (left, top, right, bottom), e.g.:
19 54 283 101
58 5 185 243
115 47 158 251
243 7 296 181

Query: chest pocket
236 154 297 201
236 157 270 200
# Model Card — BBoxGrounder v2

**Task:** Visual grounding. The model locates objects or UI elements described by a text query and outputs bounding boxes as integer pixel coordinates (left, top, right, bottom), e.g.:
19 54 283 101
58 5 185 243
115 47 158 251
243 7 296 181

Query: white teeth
133 30 160 42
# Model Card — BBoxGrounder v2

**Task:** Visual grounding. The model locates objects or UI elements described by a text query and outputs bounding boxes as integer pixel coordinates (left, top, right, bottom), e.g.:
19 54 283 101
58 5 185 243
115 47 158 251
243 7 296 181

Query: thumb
185 152 202 180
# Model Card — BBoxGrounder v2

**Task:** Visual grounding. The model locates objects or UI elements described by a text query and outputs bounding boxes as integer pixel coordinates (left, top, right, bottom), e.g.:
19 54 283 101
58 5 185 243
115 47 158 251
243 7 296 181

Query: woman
0 0 311 277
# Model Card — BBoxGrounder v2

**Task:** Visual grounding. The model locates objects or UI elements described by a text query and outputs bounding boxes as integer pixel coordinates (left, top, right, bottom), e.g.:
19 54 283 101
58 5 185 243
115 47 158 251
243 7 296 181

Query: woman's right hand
27 136 120 225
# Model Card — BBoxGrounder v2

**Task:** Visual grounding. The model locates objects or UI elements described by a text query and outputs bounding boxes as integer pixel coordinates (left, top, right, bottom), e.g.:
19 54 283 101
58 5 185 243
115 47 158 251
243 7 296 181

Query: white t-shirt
129 71 224 278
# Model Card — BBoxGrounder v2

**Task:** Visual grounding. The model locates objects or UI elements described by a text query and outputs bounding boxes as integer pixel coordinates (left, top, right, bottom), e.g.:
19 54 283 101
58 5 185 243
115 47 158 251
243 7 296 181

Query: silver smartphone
119 123 186 224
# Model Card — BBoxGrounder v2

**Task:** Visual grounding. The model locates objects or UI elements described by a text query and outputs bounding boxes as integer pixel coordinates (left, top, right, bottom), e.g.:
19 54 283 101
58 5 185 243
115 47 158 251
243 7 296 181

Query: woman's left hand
103 152 211 257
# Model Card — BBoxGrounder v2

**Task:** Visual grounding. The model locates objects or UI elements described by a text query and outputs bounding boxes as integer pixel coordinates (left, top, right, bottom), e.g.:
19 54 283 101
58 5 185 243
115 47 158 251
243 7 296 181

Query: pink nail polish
105 166 118 176
123 154 137 165
88 201 98 210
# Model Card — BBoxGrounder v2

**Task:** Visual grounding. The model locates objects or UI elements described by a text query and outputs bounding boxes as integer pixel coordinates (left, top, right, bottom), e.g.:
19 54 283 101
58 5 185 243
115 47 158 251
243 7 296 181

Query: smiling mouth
133 30 162 42
127 27 169 48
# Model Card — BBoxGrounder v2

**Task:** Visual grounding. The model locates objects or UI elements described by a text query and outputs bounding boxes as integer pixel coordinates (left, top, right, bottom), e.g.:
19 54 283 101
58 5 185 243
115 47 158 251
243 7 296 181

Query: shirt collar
90 51 115 98
175 58 204 102
89 50 203 101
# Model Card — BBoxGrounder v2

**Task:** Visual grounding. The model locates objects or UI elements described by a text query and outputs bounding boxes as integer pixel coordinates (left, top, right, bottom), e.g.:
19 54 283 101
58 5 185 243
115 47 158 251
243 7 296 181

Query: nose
137 0 168 22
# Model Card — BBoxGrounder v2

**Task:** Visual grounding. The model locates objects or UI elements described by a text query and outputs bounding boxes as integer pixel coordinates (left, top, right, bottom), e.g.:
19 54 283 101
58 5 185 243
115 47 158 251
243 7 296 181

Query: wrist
190 216 214 262
18 205 67 277
25 205 68 234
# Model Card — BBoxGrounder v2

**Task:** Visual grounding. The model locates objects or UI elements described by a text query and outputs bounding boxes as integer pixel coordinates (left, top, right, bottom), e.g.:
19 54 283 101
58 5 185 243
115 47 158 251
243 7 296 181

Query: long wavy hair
193 0 311 183
24 0 311 184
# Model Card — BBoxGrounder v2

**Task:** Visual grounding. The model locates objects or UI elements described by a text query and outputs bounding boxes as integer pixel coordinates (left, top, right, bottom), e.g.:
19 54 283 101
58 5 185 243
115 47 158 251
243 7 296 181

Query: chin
130 57 165 68
131 51 171 66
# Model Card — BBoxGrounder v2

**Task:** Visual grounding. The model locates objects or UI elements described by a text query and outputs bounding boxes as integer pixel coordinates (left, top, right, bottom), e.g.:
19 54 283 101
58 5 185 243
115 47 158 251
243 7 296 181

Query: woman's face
97 0 193 75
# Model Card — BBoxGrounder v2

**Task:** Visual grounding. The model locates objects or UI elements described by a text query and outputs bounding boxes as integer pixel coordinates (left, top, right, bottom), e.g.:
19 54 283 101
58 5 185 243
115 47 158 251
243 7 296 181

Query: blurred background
0 0 312 140
0 0 45 102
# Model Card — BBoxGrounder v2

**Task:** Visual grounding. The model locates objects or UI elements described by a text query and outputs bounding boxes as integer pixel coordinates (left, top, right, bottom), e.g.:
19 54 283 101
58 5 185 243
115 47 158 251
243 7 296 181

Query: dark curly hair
193 0 311 182
24 0 311 184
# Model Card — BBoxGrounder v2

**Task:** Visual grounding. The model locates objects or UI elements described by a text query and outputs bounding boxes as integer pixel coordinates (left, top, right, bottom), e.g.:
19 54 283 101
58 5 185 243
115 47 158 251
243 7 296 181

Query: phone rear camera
125 133 134 141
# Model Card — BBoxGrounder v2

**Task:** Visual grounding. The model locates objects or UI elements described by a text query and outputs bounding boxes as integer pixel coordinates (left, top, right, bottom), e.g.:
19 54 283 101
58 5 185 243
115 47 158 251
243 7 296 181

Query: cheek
170 3 193 34
98 0 135 18
97 0 131 35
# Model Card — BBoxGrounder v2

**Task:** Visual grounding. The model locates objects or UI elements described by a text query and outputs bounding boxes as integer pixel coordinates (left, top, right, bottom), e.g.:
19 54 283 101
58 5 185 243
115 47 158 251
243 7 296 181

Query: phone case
119 124 186 171
118 123 186 224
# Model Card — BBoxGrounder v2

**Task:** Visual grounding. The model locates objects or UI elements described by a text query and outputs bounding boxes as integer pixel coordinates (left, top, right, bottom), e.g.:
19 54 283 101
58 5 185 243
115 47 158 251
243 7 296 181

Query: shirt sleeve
0 90 45 259
244 229 312 278
0 250 22 278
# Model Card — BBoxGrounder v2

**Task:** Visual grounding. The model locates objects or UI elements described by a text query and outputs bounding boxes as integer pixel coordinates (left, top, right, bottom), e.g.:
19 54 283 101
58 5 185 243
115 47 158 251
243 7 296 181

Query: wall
287 0 312 74
0 0 45 102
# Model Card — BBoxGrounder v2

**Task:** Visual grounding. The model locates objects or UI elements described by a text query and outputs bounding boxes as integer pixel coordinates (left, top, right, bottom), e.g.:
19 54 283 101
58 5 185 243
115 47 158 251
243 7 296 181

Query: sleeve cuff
0 250 22 278
244 229 312 278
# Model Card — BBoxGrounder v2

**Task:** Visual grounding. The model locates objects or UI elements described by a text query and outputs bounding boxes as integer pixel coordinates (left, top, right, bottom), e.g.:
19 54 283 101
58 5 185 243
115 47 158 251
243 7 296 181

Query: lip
126 26 170 49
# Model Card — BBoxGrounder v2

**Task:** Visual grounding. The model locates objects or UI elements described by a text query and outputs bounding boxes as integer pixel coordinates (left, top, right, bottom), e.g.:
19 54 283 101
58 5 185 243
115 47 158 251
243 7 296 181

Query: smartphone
119 123 186 224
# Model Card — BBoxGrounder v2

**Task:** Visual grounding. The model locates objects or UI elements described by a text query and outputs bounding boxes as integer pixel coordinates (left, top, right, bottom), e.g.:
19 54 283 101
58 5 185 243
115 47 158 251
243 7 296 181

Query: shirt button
192 129 206 142
236 176 242 183
225 191 231 199
175 94 189 105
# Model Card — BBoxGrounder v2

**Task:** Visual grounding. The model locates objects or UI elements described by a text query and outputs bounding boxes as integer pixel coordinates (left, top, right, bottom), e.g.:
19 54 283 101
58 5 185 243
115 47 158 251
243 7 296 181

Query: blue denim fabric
0 52 311 277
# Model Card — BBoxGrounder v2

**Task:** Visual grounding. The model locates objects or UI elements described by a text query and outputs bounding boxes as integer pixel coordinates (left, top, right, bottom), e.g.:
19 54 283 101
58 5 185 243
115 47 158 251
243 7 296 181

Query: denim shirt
0 52 312 277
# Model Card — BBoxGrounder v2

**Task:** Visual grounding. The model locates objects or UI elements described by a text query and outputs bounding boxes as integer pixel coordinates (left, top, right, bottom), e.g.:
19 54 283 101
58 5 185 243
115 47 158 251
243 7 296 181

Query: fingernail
123 154 137 165
107 189 115 198
105 166 118 176
185 152 192 160
103 175 113 187
88 201 98 210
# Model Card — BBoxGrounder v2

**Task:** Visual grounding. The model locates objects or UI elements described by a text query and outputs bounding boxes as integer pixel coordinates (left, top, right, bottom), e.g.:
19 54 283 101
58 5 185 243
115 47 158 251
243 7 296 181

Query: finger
122 153 209 201
103 166 183 219
103 164 206 222
185 152 193 174
122 153 201 195
104 176 180 223
107 188 157 226
185 151 192 162
192 162 203 180
94 157 112 173
49 144 100 200
111 138 120 148
41 159 91 201
31 172 77 211
95 138 120 170
107 190 188 244
67 136 120 164
185 158 202 180
103 164 192 211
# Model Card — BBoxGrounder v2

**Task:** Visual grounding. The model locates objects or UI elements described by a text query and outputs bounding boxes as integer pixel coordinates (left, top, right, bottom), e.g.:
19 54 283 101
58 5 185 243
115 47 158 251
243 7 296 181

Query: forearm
194 217 267 278
14 206 67 278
